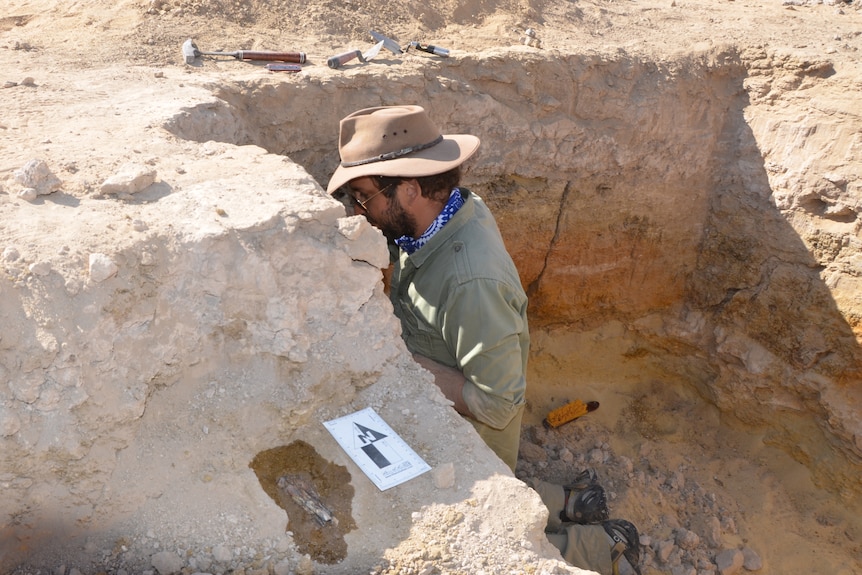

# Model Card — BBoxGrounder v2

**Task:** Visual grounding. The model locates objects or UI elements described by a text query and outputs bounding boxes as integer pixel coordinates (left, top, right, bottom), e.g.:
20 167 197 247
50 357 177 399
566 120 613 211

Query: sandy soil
2 0 861 574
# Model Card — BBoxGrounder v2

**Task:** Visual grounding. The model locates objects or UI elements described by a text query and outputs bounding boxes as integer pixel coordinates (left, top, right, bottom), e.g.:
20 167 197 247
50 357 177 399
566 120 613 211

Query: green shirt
390 189 529 468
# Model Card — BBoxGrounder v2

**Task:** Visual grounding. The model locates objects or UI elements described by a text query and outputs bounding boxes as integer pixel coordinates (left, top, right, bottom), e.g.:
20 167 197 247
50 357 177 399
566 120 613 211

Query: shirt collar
395 187 465 255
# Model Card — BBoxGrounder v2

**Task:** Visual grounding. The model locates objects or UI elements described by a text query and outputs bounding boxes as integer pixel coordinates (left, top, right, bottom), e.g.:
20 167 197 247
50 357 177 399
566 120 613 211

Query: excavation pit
169 49 860 466
164 47 862 572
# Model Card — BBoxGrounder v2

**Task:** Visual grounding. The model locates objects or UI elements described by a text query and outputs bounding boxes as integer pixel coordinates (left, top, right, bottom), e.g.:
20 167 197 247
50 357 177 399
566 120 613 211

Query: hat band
340 135 444 168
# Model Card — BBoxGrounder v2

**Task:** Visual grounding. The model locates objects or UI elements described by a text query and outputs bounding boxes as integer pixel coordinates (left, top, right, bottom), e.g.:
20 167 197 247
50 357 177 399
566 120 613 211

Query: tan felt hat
327 105 480 194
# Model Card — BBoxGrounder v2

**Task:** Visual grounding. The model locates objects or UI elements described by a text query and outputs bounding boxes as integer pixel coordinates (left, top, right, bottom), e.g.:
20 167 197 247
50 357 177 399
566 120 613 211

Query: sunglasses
349 182 396 211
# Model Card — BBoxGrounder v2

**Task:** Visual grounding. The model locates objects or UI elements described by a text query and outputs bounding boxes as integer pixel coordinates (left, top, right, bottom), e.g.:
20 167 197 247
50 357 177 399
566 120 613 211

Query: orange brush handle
543 400 599 429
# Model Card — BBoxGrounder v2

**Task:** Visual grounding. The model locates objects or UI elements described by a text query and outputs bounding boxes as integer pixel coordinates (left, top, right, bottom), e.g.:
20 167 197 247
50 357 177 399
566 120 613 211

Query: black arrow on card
354 423 391 468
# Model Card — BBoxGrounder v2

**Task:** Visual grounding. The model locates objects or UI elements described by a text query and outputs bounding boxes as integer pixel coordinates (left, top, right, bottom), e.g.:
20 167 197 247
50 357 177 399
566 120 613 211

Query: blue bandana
395 188 464 255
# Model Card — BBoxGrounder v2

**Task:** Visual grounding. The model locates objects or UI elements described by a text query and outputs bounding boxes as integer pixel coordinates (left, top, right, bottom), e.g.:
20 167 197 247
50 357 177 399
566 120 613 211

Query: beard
367 196 417 242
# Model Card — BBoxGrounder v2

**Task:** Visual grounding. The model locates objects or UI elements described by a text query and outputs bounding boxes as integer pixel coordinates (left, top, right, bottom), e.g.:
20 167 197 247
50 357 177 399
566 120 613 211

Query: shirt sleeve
439 277 528 430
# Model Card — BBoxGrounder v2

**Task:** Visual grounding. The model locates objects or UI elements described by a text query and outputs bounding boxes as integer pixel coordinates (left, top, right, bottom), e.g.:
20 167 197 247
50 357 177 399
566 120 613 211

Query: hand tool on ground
407 41 450 57
326 40 384 69
543 399 600 429
370 30 404 55
520 28 542 48
266 63 302 73
182 39 306 65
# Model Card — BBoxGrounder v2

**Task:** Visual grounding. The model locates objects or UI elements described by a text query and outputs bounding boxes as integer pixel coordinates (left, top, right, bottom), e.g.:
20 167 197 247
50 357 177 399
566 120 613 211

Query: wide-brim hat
326 105 480 194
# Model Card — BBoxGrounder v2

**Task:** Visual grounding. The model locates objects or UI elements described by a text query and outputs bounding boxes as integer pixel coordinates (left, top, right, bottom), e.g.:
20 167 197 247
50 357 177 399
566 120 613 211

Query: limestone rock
100 163 157 195
715 548 744 575
742 547 763 571
0 152 568 574
2 247 20 262
676 528 701 550
150 551 183 575
0 408 22 437
29 261 52 277
336 215 389 269
17 187 38 201
88 253 118 282
519 441 547 462
432 462 456 489
705 516 723 548
14 159 61 196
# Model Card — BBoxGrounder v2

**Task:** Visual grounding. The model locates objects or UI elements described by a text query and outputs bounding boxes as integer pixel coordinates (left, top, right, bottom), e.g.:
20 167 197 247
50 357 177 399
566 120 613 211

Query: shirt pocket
398 300 455 365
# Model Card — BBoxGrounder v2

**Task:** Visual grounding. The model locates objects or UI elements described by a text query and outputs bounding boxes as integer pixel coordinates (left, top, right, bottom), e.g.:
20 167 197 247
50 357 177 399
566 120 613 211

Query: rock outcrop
0 144 567 572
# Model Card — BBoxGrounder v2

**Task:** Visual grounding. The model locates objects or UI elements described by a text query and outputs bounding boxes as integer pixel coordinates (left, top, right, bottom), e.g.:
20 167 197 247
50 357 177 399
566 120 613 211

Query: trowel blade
182 38 200 64
362 40 385 62
370 30 403 55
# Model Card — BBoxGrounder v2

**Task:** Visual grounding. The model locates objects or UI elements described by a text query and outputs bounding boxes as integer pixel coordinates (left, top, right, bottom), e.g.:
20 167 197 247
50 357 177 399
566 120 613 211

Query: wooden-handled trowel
326 40 385 69
182 39 306 64
370 30 404 55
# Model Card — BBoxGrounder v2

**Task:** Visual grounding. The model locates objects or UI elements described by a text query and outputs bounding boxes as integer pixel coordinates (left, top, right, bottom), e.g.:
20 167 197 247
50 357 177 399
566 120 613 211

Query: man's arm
441 278 528 428
412 353 476 418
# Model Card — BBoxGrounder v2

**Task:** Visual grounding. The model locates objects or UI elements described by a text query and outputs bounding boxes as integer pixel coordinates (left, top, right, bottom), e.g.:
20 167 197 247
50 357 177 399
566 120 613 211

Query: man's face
348 177 417 241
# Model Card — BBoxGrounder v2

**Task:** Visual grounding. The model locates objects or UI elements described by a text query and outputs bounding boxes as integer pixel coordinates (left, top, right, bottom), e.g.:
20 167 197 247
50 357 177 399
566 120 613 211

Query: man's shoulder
454 193 506 249
449 201 523 288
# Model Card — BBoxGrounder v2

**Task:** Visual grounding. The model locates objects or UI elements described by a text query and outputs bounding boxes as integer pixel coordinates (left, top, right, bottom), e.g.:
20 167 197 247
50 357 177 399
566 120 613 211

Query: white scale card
324 407 430 491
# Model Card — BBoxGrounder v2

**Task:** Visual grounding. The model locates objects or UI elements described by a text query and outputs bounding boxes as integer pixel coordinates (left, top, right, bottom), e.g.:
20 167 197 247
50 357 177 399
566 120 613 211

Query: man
327 105 641 575
326 105 529 472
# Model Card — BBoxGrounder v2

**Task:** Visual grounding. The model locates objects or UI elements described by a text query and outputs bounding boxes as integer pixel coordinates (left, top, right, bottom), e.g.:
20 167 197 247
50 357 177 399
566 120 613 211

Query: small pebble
89 253 118 283
676 528 700 550
17 188 38 201
742 547 763 571
29 261 51 276
2 247 20 262
715 548 744 575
